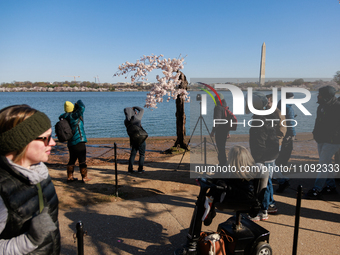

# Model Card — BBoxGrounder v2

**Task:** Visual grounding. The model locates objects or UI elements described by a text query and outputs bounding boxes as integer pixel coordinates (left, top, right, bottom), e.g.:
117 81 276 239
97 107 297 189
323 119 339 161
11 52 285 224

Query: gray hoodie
124 106 144 128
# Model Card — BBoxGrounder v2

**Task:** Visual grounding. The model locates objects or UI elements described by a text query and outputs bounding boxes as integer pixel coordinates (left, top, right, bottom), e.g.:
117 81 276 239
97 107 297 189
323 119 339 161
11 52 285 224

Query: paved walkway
57 153 340 255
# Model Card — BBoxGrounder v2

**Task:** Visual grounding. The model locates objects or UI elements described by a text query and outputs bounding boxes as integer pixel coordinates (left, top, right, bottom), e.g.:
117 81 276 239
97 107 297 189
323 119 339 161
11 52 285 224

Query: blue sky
0 0 339 84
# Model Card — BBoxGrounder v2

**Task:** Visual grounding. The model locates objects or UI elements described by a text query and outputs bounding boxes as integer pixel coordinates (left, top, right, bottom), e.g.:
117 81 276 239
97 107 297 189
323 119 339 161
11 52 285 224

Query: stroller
175 172 272 255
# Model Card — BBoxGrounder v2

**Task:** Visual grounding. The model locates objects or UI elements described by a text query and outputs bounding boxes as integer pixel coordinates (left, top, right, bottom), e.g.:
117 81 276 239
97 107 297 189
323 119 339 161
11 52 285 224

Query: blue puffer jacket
59 100 87 147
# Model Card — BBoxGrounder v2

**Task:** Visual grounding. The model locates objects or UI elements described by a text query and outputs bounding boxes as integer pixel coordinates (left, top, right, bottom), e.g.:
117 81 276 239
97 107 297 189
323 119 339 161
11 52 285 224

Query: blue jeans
128 141 146 171
275 142 291 184
262 160 275 210
314 143 340 191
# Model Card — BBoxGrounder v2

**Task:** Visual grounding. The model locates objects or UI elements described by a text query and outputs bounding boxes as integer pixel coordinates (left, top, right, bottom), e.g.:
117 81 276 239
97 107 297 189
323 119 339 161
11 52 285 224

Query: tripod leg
176 116 201 170
201 117 218 153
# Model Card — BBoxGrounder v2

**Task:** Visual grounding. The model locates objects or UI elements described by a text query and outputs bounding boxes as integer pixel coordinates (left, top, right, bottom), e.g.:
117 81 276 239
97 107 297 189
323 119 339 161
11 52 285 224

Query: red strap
224 106 229 118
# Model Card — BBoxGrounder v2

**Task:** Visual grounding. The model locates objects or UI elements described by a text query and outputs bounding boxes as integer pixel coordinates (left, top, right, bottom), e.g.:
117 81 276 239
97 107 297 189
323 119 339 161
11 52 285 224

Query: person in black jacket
305 85 340 199
210 93 230 166
275 92 296 193
248 92 279 220
0 105 60 255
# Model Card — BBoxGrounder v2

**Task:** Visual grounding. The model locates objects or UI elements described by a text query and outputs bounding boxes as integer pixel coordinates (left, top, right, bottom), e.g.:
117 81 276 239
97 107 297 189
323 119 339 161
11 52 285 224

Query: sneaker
276 180 290 193
127 170 135 174
267 204 278 214
304 188 322 199
321 185 338 194
248 210 268 222
137 170 145 174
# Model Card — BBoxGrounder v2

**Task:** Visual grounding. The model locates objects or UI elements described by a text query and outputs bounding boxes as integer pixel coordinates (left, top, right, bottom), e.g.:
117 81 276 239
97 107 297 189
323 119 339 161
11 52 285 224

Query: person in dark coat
59 100 90 182
210 93 230 166
248 92 279 220
275 92 296 193
0 104 60 254
305 85 340 199
124 106 146 173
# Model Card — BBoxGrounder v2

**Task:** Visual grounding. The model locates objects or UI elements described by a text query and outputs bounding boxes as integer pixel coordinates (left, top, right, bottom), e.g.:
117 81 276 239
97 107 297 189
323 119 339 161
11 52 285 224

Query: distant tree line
0 81 157 91
260 78 337 90
2 70 340 91
0 81 114 89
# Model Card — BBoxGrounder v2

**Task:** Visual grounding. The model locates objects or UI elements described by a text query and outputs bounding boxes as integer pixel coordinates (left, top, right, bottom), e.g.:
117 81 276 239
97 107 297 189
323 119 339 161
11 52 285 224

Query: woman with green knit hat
0 104 60 254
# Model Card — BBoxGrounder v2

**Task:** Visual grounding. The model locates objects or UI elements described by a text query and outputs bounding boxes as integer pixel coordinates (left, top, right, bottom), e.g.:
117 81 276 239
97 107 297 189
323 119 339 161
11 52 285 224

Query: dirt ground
46 134 340 255
46 133 333 211
47 136 197 210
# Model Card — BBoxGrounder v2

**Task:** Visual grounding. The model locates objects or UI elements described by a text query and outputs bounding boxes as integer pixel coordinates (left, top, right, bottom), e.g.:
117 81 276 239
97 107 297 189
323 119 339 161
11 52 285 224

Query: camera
196 94 202 101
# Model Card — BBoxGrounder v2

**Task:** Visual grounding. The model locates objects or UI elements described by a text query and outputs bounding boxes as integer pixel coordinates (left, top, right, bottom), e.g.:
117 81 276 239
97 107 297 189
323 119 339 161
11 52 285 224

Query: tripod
177 101 217 170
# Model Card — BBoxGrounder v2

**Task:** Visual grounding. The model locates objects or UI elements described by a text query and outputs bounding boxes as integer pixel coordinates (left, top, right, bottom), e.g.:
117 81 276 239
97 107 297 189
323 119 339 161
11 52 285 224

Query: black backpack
126 124 148 147
55 118 80 142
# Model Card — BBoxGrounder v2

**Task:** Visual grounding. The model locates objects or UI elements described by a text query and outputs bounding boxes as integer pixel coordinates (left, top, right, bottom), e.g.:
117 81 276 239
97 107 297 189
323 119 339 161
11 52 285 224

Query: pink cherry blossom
114 54 189 108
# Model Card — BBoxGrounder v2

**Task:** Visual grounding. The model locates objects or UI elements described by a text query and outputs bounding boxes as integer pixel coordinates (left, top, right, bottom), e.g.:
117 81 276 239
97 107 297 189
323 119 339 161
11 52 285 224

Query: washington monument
259 42 266 86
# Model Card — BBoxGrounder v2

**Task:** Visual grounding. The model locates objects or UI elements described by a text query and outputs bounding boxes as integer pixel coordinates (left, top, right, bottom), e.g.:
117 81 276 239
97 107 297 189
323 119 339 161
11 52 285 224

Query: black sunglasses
35 135 53 145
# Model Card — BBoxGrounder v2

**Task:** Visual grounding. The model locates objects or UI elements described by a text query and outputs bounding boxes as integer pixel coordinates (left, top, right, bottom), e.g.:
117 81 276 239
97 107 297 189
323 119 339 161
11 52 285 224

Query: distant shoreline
85 132 314 144
0 88 321 92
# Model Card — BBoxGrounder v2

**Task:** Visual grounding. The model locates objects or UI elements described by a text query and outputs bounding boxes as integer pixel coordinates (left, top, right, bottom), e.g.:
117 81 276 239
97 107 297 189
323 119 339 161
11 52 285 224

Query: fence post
292 185 302 255
114 142 118 197
76 221 84 255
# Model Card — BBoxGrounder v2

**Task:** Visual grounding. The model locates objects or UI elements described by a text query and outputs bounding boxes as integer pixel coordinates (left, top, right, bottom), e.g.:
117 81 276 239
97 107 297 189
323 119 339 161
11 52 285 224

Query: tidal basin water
0 90 319 138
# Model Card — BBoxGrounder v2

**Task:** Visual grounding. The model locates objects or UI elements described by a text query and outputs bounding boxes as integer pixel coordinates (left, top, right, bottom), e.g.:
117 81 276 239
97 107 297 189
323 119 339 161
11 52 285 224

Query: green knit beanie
0 111 51 154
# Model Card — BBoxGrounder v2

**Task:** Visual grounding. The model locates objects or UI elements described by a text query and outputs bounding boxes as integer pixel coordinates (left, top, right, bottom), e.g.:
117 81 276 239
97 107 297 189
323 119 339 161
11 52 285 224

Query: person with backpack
59 100 90 183
124 106 146 174
210 93 237 166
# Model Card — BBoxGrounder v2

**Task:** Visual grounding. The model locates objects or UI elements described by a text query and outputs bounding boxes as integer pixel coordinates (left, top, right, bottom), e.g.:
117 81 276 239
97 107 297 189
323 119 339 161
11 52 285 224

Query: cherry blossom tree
114 54 190 149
